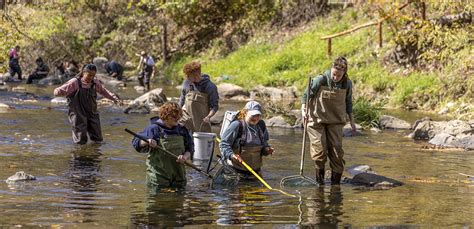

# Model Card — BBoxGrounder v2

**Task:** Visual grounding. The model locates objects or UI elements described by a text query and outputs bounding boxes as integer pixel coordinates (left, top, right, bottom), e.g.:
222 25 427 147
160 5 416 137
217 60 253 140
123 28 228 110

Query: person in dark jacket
219 101 274 178
178 61 219 133
8 45 22 80
53 64 122 144
26 57 50 84
132 102 193 189
105 60 124 81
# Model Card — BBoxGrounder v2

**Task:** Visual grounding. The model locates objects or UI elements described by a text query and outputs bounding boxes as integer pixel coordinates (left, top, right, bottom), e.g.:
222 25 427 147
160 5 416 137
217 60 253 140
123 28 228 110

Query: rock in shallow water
6 171 36 183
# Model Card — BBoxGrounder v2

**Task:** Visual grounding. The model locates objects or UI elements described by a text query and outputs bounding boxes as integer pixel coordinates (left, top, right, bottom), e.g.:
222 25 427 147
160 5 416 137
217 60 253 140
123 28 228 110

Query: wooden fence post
377 22 382 48
421 2 426 20
327 38 332 57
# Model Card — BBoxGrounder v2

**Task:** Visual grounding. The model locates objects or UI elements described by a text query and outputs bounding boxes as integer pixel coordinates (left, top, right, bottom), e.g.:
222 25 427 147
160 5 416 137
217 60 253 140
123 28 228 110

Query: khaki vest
180 86 211 132
309 86 347 125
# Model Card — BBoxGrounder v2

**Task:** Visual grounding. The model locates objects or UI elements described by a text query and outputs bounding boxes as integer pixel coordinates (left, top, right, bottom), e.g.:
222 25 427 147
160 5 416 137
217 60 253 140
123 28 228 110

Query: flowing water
0 82 473 227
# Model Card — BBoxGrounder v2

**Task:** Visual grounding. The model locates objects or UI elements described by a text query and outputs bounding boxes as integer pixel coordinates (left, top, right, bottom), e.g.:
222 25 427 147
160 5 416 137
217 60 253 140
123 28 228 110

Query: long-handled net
280 76 318 188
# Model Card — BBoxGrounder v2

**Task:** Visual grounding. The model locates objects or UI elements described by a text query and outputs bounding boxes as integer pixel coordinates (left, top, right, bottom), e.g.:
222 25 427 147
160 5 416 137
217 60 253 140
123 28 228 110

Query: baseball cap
245 101 262 116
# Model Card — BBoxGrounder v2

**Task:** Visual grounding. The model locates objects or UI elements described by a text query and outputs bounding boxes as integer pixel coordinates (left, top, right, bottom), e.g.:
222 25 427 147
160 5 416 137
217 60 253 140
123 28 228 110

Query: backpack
219 110 266 148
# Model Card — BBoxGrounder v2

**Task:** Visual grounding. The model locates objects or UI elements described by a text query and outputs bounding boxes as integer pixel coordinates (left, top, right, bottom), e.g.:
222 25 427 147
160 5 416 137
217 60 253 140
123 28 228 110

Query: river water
0 82 473 227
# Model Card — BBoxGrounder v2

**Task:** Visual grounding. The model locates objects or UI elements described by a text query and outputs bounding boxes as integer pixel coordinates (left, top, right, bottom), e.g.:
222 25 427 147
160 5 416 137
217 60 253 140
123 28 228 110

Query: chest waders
146 134 187 189
66 78 103 144
228 120 264 177
307 85 347 183
180 85 211 133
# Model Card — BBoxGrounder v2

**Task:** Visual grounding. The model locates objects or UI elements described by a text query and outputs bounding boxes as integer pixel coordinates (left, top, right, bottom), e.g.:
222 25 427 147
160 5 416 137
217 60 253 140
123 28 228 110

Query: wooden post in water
377 22 383 48
327 38 332 57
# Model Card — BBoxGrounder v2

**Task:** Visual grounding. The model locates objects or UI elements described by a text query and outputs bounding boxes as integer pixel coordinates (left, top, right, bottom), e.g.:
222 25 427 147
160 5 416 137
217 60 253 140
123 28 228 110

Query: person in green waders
132 102 193 189
178 61 219 133
301 57 356 185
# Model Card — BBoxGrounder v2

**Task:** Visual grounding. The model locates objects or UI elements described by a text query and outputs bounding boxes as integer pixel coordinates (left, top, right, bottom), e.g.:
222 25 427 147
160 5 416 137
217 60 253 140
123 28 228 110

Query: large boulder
379 115 411 129
350 173 403 187
410 120 447 140
93 57 108 73
124 88 167 114
96 74 125 88
217 83 249 99
428 133 460 148
210 109 225 125
38 75 62 86
266 116 292 128
410 120 474 150
443 120 473 137
250 85 297 102
343 123 363 137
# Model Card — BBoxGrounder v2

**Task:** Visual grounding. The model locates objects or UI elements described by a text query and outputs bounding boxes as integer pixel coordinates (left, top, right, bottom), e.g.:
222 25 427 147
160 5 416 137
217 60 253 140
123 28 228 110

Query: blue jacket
132 117 194 156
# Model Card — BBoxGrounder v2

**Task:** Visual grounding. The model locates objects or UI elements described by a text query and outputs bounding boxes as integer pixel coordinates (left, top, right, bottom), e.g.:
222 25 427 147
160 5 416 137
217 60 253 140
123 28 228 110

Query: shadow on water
64 144 102 217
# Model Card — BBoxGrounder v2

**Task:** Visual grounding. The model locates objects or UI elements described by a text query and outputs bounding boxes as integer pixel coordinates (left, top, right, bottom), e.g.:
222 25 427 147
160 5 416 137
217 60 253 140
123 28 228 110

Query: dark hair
35 57 43 63
333 56 348 71
83 64 97 72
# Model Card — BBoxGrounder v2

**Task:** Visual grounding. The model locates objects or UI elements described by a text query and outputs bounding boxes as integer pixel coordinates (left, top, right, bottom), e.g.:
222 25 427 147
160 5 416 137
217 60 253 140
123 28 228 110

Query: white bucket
193 132 216 160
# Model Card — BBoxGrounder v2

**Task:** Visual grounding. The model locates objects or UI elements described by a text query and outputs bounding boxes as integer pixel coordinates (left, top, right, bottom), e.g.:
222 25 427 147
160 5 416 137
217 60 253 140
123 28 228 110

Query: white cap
245 101 262 116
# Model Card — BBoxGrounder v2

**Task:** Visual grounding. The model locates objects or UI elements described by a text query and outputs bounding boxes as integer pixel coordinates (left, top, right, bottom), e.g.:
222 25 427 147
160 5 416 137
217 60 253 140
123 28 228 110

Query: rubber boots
315 168 325 185
331 171 342 185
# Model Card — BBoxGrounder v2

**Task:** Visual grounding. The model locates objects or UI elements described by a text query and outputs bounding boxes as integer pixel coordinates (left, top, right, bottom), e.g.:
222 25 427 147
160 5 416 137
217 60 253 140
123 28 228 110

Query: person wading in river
219 101 274 179
301 57 356 185
132 102 193 189
8 45 22 81
54 64 123 144
178 61 219 133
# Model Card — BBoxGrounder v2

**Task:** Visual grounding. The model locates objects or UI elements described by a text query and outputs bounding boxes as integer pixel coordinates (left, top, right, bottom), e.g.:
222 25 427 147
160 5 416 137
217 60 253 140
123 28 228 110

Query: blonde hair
237 109 247 120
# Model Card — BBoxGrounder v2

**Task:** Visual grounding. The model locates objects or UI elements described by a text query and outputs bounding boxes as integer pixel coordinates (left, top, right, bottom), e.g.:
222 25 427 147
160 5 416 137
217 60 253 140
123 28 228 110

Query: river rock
12 86 26 92
443 120 473 137
458 135 474 150
134 85 146 93
93 57 108 73
346 164 376 176
411 120 446 140
6 171 36 183
0 103 11 111
343 123 363 137
379 115 411 129
51 97 68 105
124 88 167 114
250 85 297 102
266 116 292 128
428 133 459 148
217 83 249 99
38 76 62 86
350 173 403 187
210 109 225 125
96 74 125 88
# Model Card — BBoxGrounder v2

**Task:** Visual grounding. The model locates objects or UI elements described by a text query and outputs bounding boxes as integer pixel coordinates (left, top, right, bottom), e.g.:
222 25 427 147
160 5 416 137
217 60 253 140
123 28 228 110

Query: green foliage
353 97 383 128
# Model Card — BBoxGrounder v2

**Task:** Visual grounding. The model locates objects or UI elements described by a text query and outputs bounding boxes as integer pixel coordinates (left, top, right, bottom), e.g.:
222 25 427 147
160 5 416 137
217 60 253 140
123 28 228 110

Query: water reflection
65 144 102 215
304 186 345 227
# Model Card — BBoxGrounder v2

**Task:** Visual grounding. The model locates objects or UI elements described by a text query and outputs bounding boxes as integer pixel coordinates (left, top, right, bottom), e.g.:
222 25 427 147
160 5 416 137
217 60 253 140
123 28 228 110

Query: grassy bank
163 8 473 120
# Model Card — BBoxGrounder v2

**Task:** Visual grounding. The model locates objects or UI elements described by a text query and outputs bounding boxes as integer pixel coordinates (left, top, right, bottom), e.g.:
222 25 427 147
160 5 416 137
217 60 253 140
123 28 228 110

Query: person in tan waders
178 61 219 133
301 57 356 185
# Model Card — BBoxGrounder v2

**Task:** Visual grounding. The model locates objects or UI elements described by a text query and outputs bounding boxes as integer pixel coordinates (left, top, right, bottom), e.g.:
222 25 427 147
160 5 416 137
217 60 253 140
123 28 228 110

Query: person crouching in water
219 101 274 179
54 64 123 144
132 102 193 189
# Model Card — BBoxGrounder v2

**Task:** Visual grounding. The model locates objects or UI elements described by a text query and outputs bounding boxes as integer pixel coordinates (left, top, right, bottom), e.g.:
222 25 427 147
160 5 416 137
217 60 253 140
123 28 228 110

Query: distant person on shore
105 60 124 81
178 61 219 133
132 102 193 189
136 51 155 91
26 57 49 84
8 45 22 80
301 56 356 185
53 64 123 144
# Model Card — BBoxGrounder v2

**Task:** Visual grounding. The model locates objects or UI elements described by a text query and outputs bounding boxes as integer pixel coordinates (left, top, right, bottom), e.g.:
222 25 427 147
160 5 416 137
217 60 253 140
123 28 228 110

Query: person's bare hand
176 152 191 164
148 139 157 148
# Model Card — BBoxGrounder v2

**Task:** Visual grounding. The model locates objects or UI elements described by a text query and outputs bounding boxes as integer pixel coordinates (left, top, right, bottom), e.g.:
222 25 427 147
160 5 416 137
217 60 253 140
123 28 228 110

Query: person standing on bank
54 64 123 144
178 61 219 133
8 45 22 80
26 57 49 84
137 51 155 91
219 101 274 178
301 57 356 185
132 102 193 189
